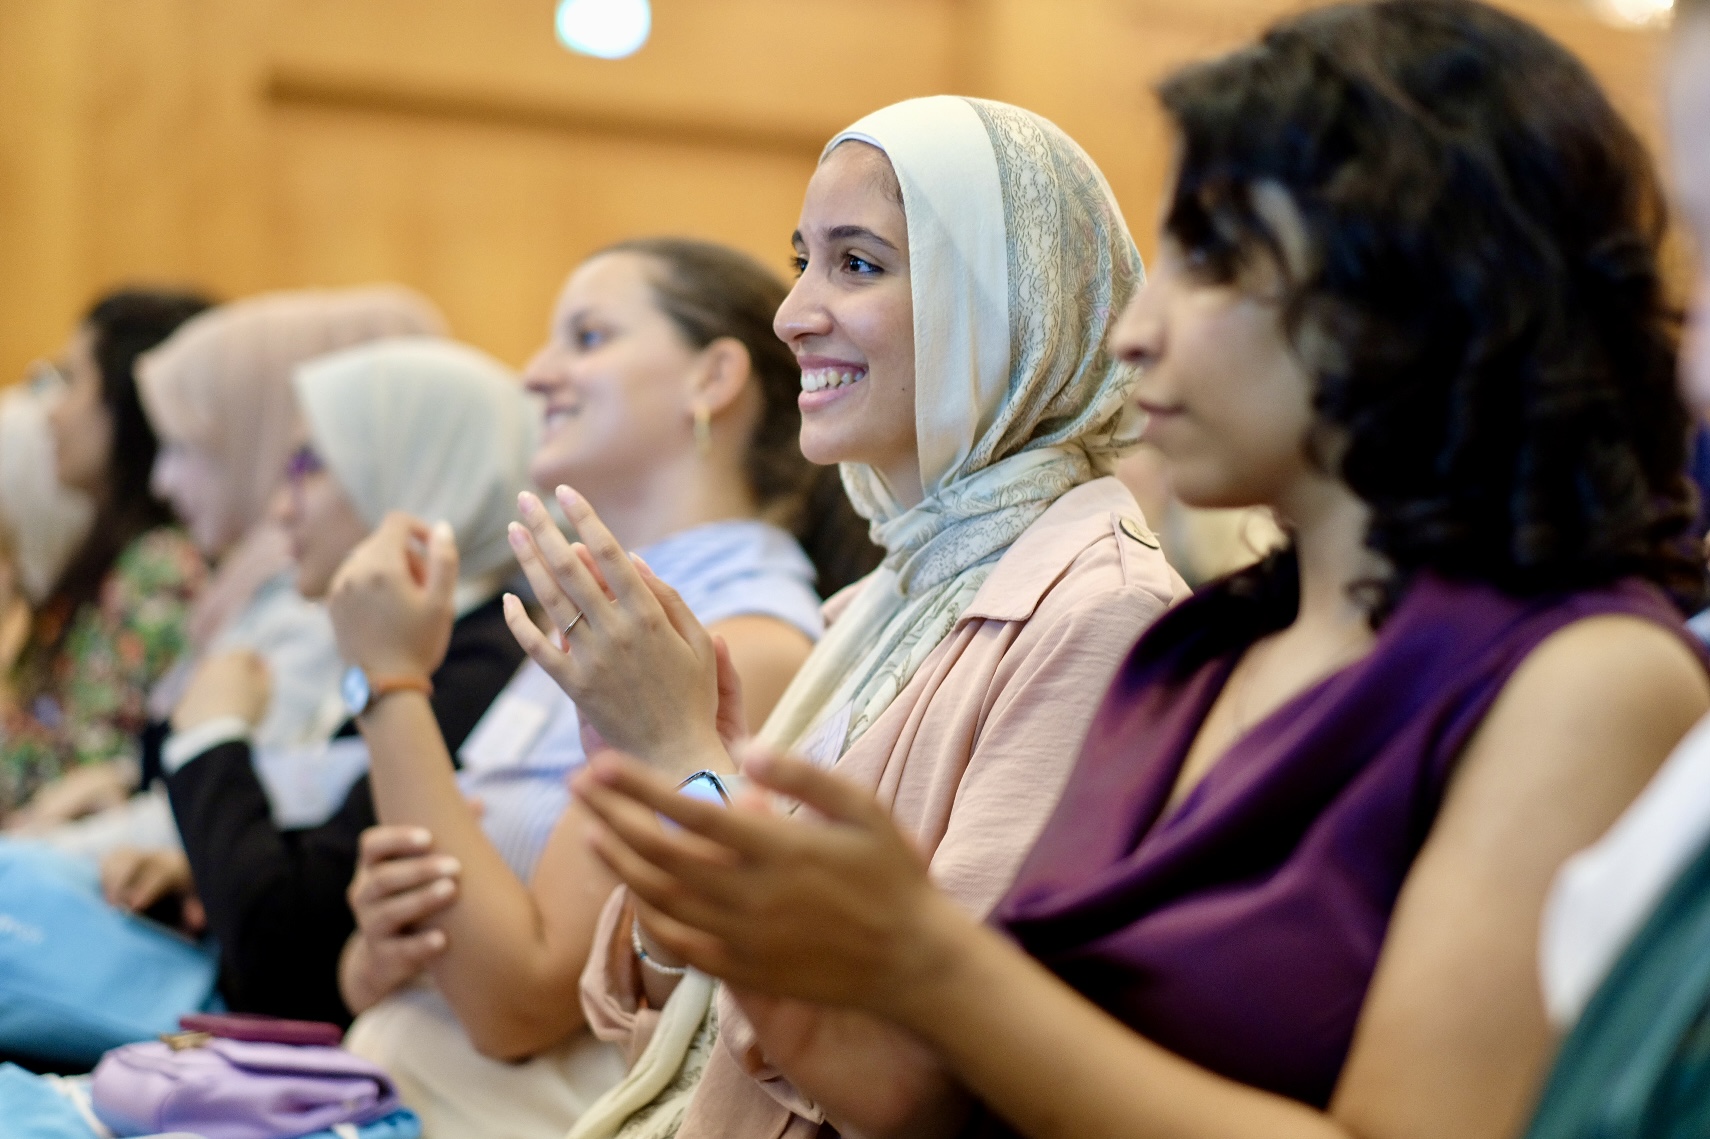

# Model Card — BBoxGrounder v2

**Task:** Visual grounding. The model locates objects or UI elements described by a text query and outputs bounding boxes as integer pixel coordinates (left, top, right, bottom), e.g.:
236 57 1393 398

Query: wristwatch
340 665 434 718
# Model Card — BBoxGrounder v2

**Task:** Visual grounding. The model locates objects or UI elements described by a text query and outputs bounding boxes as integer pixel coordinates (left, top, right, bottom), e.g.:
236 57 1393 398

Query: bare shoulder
1438 613 1709 861
707 614 815 661
1477 614 1709 775
708 615 815 728
1333 613 1708 1139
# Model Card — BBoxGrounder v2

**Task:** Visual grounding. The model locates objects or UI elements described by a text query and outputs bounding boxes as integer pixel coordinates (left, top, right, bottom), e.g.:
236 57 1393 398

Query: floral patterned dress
0 526 205 813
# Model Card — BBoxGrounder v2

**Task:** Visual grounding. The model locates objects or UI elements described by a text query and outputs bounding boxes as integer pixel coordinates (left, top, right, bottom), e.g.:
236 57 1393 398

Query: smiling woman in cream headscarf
756 95 1150 760
501 96 1188 1139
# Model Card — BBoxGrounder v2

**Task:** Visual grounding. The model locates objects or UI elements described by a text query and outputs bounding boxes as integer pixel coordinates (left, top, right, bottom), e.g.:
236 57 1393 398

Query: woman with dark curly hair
560 3 1710 1138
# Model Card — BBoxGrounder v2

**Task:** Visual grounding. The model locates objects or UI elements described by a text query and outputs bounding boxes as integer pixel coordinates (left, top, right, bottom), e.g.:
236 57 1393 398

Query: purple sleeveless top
988 569 1695 1114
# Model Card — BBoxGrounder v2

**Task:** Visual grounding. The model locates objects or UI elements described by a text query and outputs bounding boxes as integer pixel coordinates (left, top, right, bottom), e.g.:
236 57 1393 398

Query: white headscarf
292 338 539 601
758 96 1145 755
0 379 94 605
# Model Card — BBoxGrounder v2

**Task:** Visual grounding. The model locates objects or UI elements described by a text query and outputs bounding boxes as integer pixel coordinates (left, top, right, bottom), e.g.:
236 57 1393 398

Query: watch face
340 665 370 717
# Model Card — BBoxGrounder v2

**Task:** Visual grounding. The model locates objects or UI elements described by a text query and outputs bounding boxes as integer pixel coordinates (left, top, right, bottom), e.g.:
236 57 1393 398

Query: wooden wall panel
264 101 819 365
0 0 1673 385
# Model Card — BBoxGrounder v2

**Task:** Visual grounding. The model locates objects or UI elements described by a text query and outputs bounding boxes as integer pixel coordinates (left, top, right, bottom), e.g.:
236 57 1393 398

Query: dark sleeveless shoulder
985 565 1701 1118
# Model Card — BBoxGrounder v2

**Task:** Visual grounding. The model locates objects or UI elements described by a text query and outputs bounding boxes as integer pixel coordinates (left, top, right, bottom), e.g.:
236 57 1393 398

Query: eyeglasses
285 445 324 485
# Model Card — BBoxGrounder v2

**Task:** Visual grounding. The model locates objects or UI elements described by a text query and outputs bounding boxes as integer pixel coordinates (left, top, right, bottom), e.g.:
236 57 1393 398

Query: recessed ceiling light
555 0 651 59
1588 0 1673 27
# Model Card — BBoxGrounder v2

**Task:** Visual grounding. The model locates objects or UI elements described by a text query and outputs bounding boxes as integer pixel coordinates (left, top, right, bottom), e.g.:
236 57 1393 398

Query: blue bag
0 1062 101 1139
0 840 220 1067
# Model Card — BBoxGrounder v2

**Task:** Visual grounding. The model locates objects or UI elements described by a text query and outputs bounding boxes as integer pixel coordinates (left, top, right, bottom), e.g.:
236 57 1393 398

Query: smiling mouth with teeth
800 368 867 393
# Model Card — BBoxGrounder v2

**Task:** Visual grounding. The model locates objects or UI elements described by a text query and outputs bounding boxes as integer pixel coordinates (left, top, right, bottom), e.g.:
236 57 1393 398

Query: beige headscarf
757 96 1145 756
293 337 539 604
137 285 446 649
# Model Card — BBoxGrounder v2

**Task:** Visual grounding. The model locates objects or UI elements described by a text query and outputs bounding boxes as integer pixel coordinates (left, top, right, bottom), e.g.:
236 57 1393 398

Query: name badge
460 692 552 774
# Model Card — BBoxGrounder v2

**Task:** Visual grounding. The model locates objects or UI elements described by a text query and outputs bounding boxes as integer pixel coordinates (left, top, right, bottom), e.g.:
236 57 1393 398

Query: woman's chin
528 450 580 494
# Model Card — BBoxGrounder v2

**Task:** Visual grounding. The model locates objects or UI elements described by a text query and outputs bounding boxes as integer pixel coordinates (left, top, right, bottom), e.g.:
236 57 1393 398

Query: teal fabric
0 1064 100 1139
295 1108 421 1139
0 839 220 1066
1524 834 1710 1139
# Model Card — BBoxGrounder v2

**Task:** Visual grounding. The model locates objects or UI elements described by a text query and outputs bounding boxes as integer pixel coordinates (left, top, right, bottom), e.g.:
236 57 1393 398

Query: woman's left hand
570 745 960 1018
505 487 726 778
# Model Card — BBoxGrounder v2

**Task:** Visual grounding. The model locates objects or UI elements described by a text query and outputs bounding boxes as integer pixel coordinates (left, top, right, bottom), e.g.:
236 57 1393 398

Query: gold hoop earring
693 405 712 457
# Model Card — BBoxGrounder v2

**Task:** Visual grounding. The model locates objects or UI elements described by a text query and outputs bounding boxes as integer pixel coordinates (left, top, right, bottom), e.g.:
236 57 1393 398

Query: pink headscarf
137 285 446 652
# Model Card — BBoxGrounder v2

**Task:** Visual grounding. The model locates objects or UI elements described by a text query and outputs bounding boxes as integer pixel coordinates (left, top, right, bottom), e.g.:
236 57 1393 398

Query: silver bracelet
632 918 687 976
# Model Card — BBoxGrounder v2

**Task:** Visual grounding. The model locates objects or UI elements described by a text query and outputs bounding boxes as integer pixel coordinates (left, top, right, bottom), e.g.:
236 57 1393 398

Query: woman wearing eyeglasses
142 335 533 1026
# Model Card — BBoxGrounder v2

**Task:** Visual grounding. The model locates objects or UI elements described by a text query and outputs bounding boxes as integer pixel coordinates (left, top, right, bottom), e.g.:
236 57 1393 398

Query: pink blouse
580 477 1189 1137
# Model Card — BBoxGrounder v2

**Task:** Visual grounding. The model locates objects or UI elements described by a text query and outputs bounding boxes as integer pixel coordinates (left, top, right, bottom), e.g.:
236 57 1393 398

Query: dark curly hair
1157 0 1703 619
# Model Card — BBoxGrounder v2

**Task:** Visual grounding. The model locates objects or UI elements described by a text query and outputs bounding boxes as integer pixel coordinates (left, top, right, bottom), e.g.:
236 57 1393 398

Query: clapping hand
569 745 954 1018
503 487 728 778
326 514 457 683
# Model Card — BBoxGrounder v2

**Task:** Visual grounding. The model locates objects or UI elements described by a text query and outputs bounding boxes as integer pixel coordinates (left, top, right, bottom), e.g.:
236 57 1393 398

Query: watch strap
363 674 434 712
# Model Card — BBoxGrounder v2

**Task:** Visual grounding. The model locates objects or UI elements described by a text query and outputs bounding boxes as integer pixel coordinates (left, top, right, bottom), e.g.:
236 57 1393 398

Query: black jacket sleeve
165 596 525 1025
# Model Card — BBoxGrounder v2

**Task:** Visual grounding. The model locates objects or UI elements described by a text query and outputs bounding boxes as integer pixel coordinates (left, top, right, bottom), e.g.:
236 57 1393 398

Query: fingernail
517 493 539 518
556 485 579 508
502 592 518 611
507 523 527 548
432 879 455 897
409 828 432 846
433 519 454 543
436 857 461 876
425 930 447 950
630 552 652 573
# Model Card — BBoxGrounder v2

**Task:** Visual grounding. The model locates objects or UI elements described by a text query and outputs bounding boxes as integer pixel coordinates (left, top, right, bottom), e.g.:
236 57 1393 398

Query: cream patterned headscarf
757 96 1145 757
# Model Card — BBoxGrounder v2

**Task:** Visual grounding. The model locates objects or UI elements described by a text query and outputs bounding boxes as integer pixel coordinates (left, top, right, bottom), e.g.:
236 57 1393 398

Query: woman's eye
843 254 880 276
789 254 808 278
574 328 605 350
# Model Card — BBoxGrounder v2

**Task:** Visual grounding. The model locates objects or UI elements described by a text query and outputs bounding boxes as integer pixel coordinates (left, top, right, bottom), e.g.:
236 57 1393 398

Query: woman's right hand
503 487 728 778
571 746 960 1017
340 824 461 1012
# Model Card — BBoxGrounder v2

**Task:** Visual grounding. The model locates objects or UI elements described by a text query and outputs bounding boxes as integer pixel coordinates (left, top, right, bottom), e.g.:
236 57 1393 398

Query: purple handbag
90 1036 402 1139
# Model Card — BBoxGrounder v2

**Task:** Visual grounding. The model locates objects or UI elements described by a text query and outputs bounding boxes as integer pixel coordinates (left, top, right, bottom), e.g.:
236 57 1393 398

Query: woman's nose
521 345 568 395
1109 284 1162 371
774 277 833 344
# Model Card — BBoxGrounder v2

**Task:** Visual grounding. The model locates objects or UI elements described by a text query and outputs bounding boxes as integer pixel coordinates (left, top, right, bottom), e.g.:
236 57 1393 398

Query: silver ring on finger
561 610 584 649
